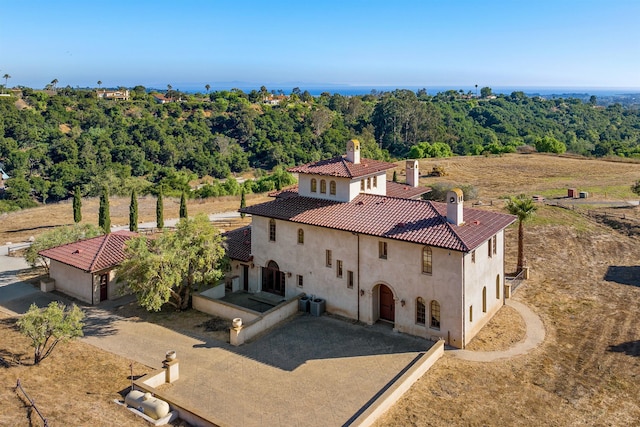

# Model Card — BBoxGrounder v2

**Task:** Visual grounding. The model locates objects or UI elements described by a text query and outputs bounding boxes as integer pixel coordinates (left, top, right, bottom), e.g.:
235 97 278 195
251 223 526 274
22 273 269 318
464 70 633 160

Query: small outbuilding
38 230 137 304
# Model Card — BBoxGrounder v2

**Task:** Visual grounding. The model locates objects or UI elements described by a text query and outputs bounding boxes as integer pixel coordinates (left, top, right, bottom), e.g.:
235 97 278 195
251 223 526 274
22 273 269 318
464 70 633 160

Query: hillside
1 87 639 213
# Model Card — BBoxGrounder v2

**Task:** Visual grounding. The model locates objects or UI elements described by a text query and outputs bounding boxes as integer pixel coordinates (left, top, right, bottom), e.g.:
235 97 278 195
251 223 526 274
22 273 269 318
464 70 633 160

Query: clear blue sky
1 0 638 91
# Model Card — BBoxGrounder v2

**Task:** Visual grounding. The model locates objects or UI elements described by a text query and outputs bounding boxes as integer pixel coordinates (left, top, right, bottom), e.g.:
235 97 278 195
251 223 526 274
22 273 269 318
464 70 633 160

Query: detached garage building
38 230 136 305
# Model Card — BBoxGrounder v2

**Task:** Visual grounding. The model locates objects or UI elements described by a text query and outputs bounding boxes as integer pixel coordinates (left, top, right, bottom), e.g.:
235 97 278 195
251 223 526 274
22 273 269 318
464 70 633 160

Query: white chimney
446 188 464 226
406 160 419 187
346 139 360 164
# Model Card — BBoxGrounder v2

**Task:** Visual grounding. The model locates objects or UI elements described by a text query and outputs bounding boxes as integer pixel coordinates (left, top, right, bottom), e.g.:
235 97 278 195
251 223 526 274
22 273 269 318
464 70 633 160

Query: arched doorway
379 284 395 322
262 260 285 296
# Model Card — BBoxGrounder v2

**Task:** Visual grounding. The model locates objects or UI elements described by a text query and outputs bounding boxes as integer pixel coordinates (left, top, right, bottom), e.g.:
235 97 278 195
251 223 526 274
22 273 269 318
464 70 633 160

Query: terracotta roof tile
385 181 431 199
39 230 137 273
241 195 515 252
288 156 396 178
223 226 252 262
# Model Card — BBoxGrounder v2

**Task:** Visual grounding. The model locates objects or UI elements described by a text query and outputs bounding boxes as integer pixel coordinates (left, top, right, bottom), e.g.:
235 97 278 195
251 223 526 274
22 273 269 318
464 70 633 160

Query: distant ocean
170 83 640 97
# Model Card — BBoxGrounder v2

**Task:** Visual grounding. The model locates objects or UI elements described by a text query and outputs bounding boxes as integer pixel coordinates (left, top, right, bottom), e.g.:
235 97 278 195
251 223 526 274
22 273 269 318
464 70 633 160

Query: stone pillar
163 359 179 383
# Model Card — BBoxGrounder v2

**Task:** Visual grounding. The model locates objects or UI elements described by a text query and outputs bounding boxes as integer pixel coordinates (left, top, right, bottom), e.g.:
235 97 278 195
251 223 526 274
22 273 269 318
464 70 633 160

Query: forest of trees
0 85 639 212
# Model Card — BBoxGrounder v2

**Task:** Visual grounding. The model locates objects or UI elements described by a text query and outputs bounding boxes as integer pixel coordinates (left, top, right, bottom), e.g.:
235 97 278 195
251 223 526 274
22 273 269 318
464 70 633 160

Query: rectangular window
297 228 304 244
336 260 343 278
471 250 476 263
367 177 371 189
469 305 473 322
326 249 332 267
378 241 387 259
347 271 354 289
269 219 276 242
373 176 377 187
488 238 492 258
360 180 365 191
492 235 497 255
416 299 426 325
297 274 303 288
422 247 432 274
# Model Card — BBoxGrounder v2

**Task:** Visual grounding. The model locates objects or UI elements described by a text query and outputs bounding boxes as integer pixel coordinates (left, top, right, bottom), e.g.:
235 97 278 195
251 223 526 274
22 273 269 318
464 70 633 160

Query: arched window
298 228 304 244
311 178 317 193
422 247 432 274
269 219 276 242
430 300 440 329
329 180 336 195
482 287 487 313
320 179 326 193
496 274 501 299
416 297 426 325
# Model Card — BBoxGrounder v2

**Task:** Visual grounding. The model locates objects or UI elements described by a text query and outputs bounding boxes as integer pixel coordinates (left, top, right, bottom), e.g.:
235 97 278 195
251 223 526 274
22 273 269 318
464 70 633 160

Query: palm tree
205 84 210 94
2 74 10 93
506 194 537 274
97 80 102 89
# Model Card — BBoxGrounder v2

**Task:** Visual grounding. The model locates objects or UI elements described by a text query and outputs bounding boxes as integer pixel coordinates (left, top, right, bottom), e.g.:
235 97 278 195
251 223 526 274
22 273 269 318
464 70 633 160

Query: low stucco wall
199 284 225 300
349 339 445 426
230 296 300 345
192 294 261 323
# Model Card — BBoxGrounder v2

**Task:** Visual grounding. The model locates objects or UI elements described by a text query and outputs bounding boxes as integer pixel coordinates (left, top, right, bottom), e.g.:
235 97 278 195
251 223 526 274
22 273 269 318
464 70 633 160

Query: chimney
346 139 360 164
406 160 419 187
446 188 464 226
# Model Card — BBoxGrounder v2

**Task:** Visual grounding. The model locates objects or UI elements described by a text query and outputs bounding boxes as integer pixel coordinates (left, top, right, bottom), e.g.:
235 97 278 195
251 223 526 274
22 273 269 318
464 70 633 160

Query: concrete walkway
450 299 546 362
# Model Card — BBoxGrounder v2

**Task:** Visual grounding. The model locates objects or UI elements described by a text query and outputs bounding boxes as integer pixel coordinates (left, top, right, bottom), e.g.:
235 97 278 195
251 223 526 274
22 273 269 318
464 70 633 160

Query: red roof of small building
223 226 252 262
288 156 396 179
39 230 138 273
240 194 515 252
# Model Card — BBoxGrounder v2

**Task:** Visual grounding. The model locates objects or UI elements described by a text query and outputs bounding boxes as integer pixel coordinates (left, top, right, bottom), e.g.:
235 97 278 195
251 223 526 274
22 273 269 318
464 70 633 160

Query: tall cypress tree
98 187 111 233
392 170 398 182
73 186 82 223
129 189 138 232
179 190 188 219
240 188 246 219
156 186 164 229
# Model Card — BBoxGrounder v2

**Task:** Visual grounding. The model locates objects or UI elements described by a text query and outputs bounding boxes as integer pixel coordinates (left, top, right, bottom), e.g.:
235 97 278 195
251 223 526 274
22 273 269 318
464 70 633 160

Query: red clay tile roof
385 181 431 199
223 226 252 262
241 194 515 252
38 230 138 273
288 156 396 178
268 185 300 199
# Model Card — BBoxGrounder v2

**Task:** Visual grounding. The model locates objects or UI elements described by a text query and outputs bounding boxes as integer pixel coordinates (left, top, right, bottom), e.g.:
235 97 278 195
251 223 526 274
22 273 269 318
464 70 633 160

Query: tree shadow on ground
81 308 120 338
0 269 36 287
603 266 640 287
608 340 640 357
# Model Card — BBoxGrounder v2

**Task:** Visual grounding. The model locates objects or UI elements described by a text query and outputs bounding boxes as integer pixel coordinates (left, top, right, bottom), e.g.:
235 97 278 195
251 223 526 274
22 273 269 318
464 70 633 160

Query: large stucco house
227 140 516 348
38 230 136 305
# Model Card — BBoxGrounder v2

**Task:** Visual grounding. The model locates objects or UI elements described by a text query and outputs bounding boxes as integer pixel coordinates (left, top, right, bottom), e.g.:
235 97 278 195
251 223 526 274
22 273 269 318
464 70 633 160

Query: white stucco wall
248 215 511 348
49 261 94 304
297 172 388 202
49 261 125 305
462 230 506 346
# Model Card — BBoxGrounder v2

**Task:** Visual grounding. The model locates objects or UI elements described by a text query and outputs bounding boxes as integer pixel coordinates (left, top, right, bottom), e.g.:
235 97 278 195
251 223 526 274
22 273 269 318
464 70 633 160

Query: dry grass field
0 153 639 426
0 312 153 426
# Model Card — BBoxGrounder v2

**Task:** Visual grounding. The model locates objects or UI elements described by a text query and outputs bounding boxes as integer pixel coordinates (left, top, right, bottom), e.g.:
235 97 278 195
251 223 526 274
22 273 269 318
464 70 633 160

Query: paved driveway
83 311 433 427
0 246 63 315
